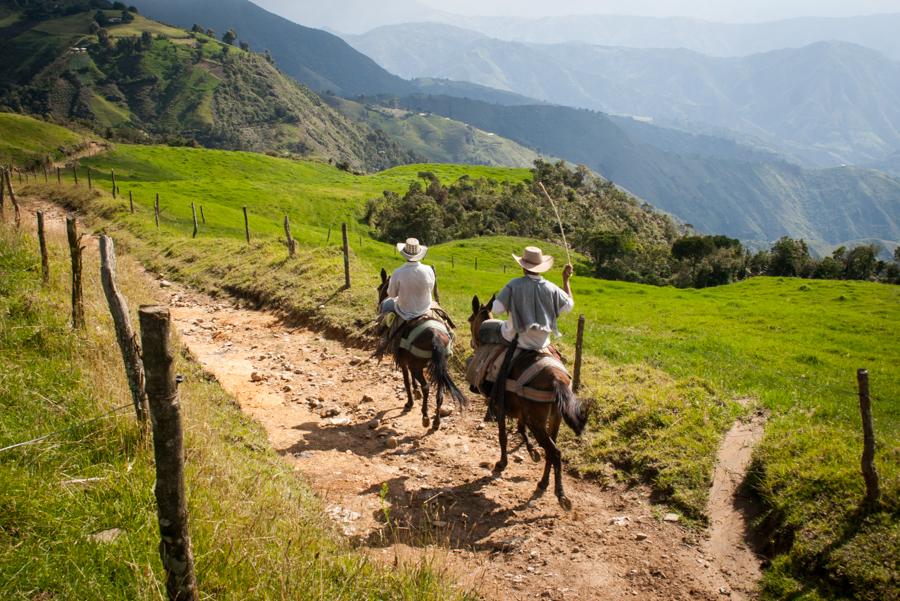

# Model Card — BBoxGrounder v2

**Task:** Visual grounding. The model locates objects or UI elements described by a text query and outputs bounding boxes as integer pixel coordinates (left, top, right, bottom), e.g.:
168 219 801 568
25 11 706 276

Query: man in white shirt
492 246 574 350
381 238 436 321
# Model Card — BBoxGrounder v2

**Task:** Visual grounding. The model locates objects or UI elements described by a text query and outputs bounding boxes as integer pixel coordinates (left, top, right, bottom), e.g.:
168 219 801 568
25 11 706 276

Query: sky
414 0 900 21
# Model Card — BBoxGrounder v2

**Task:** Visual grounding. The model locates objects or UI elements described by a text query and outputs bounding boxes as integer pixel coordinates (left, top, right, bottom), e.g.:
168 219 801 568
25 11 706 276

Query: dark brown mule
469 295 587 509
377 269 466 429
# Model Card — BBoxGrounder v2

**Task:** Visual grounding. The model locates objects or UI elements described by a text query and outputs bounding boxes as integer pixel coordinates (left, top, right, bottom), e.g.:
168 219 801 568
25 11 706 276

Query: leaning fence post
242 206 250 244
73 165 79 186
5 168 21 228
341 223 350 289
129 190 134 213
111 169 117 199
199 205 205 224
857 369 880 509
283 215 296 257
66 216 84 329
56 166 61 184
573 314 586 392
326 226 332 244
154 193 160 229
87 168 92 190
101 236 149 426
191 203 198 238
37 211 50 285
139 306 199 601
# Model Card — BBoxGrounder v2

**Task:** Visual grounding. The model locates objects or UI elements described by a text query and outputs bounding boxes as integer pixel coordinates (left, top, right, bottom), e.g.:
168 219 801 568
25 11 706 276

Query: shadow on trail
355 474 559 552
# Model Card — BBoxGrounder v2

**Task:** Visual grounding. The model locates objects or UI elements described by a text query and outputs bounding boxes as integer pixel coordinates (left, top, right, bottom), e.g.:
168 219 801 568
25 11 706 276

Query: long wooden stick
538 181 572 266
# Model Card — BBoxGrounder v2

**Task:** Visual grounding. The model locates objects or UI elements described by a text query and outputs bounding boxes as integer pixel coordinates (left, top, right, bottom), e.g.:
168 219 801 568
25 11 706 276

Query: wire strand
0 403 133 454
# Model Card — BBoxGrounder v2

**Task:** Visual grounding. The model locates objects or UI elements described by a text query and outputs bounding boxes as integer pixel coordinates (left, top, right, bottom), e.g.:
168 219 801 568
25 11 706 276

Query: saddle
378 304 455 360
466 321 569 403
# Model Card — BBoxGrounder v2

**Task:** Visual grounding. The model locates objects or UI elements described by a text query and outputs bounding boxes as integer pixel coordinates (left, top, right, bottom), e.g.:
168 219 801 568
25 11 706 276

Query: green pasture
0 112 92 167
5 127 898 599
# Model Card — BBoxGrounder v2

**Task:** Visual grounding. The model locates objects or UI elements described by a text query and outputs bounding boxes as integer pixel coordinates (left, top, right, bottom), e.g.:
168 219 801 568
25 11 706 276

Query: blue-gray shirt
495 275 573 338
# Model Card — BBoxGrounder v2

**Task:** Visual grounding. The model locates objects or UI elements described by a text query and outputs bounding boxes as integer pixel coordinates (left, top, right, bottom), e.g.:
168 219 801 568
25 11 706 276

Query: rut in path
23 196 766 600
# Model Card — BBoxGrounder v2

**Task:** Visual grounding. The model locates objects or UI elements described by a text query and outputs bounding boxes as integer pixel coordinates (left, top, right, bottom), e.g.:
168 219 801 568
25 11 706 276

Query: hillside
0 4 412 170
348 24 900 166
8 136 896 600
376 94 900 250
325 96 542 167
0 111 97 167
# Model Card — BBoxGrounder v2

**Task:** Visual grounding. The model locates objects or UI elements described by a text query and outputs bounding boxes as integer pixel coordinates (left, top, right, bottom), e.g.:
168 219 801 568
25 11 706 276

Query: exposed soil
22 195 766 600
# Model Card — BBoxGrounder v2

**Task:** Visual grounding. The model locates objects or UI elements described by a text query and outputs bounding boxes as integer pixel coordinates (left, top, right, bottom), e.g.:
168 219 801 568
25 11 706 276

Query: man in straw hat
380 238 435 322
492 246 574 350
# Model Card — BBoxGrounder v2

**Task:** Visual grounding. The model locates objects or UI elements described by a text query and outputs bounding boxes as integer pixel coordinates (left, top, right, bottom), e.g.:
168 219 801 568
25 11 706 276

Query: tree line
367 161 900 287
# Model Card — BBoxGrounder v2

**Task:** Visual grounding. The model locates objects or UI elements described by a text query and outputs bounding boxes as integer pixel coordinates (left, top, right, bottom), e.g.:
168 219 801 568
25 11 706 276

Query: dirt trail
22 196 765 600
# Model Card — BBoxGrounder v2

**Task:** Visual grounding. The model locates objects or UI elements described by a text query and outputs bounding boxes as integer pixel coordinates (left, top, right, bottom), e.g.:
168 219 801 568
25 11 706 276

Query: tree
239 41 250 52
844 245 878 280
222 29 237 45
205 28 215 37
587 230 634 275
191 24 201 33
768 237 812 277
97 28 111 49
94 10 109 26
140 30 153 50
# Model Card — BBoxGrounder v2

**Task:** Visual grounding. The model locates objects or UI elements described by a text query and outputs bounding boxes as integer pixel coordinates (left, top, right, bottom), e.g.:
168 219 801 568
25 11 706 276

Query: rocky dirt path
22 195 765 600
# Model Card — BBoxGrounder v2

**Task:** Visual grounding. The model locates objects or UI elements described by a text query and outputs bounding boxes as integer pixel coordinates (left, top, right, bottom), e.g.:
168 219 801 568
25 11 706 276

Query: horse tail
430 336 468 408
555 377 587 436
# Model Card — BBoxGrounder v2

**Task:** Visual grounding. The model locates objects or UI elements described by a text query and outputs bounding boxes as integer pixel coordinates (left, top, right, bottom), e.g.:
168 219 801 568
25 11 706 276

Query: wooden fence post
66 215 84 329
154 193 160 229
56 166 61 184
451 255 455 268
242 206 250 244
138 306 199 601
0 169 6 222
73 165 79 186
4 168 21 228
100 236 149 425
431 266 440 303
111 169 117 199
87 168 92 190
573 314 586 392
129 190 134 213
191 203 198 239
475 257 478 271
199 206 205 224
857 369 880 508
283 215 295 257
43 165 48 183
326 226 332 244
341 223 350 289
37 211 50 285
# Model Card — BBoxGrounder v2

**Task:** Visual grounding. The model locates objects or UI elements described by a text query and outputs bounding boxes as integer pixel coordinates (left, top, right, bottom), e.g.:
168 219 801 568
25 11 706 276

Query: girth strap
399 319 450 359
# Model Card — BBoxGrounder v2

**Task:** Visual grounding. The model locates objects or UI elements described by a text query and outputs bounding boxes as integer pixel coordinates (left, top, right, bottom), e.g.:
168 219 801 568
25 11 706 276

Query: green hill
0 3 413 171
14 140 894 600
0 111 96 167
326 96 542 167
380 94 900 251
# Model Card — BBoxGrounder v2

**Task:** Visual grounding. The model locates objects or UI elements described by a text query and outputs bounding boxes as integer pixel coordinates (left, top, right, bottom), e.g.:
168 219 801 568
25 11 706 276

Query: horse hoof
422 415 430 428
403 402 414 412
529 449 542 463
493 461 507 473
536 480 549 491
557 495 573 511
431 417 441 430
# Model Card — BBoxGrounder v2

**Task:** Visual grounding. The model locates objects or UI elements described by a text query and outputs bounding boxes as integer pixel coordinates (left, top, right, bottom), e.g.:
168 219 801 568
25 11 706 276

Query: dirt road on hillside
23 195 765 600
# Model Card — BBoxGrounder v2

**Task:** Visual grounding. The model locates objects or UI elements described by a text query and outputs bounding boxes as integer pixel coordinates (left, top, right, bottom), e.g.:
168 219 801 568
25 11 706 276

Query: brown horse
377 269 466 429
469 295 587 509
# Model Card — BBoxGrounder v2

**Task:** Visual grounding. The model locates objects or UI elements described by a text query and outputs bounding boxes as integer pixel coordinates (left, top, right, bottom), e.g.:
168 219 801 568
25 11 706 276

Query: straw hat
513 246 554 273
397 238 428 261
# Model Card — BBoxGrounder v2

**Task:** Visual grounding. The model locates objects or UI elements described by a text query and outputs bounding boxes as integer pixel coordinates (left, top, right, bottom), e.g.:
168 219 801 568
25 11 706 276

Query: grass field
0 221 470 599
7 136 899 600
0 112 94 168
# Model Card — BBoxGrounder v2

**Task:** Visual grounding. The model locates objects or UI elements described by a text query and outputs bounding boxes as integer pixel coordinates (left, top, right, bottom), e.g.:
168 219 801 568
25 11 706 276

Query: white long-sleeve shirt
491 274 574 350
388 261 435 320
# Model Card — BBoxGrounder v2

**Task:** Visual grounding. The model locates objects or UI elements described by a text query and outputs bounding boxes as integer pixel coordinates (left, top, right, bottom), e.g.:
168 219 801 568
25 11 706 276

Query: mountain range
347 23 900 167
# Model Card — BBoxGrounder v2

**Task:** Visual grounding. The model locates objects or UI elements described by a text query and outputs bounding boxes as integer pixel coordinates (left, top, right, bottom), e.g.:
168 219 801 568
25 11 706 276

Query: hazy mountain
251 0 451 35
348 24 900 166
374 94 900 249
449 13 900 61
0 5 413 170
133 0 540 106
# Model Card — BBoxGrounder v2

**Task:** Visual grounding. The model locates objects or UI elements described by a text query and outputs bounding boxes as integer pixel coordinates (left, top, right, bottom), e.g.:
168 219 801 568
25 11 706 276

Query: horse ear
380 268 387 283
471 295 480 314
488 294 496 307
